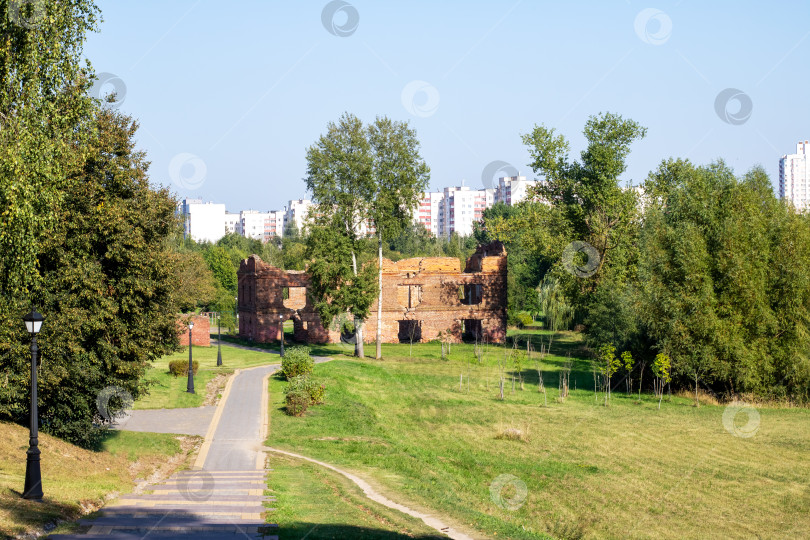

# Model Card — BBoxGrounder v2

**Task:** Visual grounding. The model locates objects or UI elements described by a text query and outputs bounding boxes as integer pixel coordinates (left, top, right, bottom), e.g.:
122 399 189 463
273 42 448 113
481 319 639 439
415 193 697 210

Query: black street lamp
279 313 285 358
22 309 44 500
187 320 195 394
216 312 222 367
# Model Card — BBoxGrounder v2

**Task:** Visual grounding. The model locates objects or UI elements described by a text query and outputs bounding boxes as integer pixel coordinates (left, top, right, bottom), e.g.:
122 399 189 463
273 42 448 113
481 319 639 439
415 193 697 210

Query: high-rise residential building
239 210 271 242
266 210 285 240
439 186 495 238
779 141 810 211
284 199 314 234
224 212 240 235
414 191 444 236
494 175 538 206
178 198 226 243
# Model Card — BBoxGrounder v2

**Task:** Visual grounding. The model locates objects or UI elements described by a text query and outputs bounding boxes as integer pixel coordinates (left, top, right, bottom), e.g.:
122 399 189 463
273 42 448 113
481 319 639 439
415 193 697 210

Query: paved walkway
112 406 217 437
50 357 284 540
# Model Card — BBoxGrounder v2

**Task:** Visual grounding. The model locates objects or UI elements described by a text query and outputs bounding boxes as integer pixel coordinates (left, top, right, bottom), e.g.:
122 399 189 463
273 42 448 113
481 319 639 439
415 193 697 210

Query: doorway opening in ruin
459 284 483 305
398 320 422 343
462 319 482 342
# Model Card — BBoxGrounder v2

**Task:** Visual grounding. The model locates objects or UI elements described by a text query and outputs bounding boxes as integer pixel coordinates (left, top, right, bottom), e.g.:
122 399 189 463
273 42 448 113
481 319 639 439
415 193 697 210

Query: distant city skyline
84 2 810 211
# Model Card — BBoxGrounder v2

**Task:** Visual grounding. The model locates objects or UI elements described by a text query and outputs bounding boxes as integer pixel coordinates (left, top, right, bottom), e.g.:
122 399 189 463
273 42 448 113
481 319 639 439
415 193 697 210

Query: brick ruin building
237 242 507 345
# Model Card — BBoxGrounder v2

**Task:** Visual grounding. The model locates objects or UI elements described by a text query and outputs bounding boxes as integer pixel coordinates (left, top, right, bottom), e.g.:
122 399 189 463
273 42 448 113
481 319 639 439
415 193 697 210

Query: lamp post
216 312 222 367
187 320 195 394
279 313 285 358
22 310 44 500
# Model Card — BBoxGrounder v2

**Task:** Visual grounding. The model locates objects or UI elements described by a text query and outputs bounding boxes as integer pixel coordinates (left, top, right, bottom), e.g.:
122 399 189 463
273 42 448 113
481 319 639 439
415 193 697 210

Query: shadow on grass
1 488 82 538
279 523 446 539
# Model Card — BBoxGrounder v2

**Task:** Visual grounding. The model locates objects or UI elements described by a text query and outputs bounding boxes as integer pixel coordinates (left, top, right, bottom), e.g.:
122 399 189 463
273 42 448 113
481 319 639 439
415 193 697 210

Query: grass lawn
267 452 445 539
0 422 187 538
136 343 290 409
265 329 810 539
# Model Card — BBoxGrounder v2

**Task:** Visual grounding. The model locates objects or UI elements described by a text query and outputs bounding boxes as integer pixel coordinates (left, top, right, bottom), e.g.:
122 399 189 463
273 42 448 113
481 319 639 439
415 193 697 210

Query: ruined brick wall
363 242 507 344
177 315 211 347
237 257 332 344
237 241 507 345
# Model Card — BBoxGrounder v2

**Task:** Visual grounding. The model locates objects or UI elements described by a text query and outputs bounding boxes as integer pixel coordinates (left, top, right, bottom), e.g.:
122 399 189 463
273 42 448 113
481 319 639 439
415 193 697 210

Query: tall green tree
522 112 646 316
304 113 375 356
0 105 181 447
366 116 430 359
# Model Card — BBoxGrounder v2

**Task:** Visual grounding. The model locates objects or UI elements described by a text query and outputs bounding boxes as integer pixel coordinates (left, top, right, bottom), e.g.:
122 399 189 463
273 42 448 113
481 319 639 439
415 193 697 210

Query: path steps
49 470 276 540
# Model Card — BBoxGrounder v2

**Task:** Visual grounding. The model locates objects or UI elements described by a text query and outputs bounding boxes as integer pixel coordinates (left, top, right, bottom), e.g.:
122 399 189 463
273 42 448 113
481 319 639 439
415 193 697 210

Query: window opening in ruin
462 319 482 342
282 287 289 300
398 320 422 343
459 284 483 305
283 286 307 309
397 284 422 309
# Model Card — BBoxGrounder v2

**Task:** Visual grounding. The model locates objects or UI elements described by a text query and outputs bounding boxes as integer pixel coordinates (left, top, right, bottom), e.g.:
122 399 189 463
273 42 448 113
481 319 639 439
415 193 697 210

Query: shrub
516 312 533 329
281 346 313 380
168 359 199 377
285 390 310 416
285 375 326 405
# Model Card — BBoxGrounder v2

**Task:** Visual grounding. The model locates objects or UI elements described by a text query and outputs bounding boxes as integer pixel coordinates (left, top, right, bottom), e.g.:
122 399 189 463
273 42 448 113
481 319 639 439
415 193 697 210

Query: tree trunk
351 249 365 358
376 232 383 359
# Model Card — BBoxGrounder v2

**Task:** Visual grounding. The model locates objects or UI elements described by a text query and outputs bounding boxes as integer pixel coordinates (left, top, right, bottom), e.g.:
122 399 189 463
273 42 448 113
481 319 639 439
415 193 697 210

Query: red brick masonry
177 314 211 347
237 242 507 344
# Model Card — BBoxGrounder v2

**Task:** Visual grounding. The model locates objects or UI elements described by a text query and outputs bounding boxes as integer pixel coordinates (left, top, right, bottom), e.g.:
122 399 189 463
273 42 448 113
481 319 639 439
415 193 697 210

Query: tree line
478 113 810 404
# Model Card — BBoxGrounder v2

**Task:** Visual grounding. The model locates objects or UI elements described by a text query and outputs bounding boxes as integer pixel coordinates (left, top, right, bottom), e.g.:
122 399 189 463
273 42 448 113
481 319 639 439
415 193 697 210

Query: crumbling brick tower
237 241 507 345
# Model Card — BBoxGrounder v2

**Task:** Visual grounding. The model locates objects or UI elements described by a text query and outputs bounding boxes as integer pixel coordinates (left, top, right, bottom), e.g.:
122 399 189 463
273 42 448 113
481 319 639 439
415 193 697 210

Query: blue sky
84 1 810 213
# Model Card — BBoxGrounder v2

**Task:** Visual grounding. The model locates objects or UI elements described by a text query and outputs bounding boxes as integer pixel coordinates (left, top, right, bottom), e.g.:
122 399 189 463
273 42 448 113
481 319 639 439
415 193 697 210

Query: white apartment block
266 210 285 239
438 186 494 238
494 175 538 205
239 210 271 242
779 141 810 212
284 199 314 234
414 191 444 237
224 212 239 235
179 198 226 243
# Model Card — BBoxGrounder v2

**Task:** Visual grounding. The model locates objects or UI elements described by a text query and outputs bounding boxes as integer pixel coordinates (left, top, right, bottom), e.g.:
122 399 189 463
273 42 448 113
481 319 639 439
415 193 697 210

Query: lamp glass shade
23 311 44 335
189 321 195 330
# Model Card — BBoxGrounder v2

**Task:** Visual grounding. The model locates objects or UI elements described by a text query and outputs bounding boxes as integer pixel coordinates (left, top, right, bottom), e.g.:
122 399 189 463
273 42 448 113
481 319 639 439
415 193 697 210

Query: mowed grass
266 330 810 539
267 452 444 539
0 422 183 537
136 344 285 409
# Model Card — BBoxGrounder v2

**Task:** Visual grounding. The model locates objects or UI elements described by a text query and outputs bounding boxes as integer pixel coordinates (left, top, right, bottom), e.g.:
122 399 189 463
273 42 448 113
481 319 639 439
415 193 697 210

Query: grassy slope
266 331 810 540
0 422 182 538
268 452 445 539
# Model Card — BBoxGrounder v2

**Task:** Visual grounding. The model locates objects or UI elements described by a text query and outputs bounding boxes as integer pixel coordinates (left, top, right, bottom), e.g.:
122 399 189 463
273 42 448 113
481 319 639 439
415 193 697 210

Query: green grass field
267 452 445 539
265 330 810 539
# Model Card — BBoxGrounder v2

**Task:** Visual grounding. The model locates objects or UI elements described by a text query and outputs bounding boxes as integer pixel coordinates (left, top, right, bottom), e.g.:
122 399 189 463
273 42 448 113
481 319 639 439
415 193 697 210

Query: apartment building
780 141 810 211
